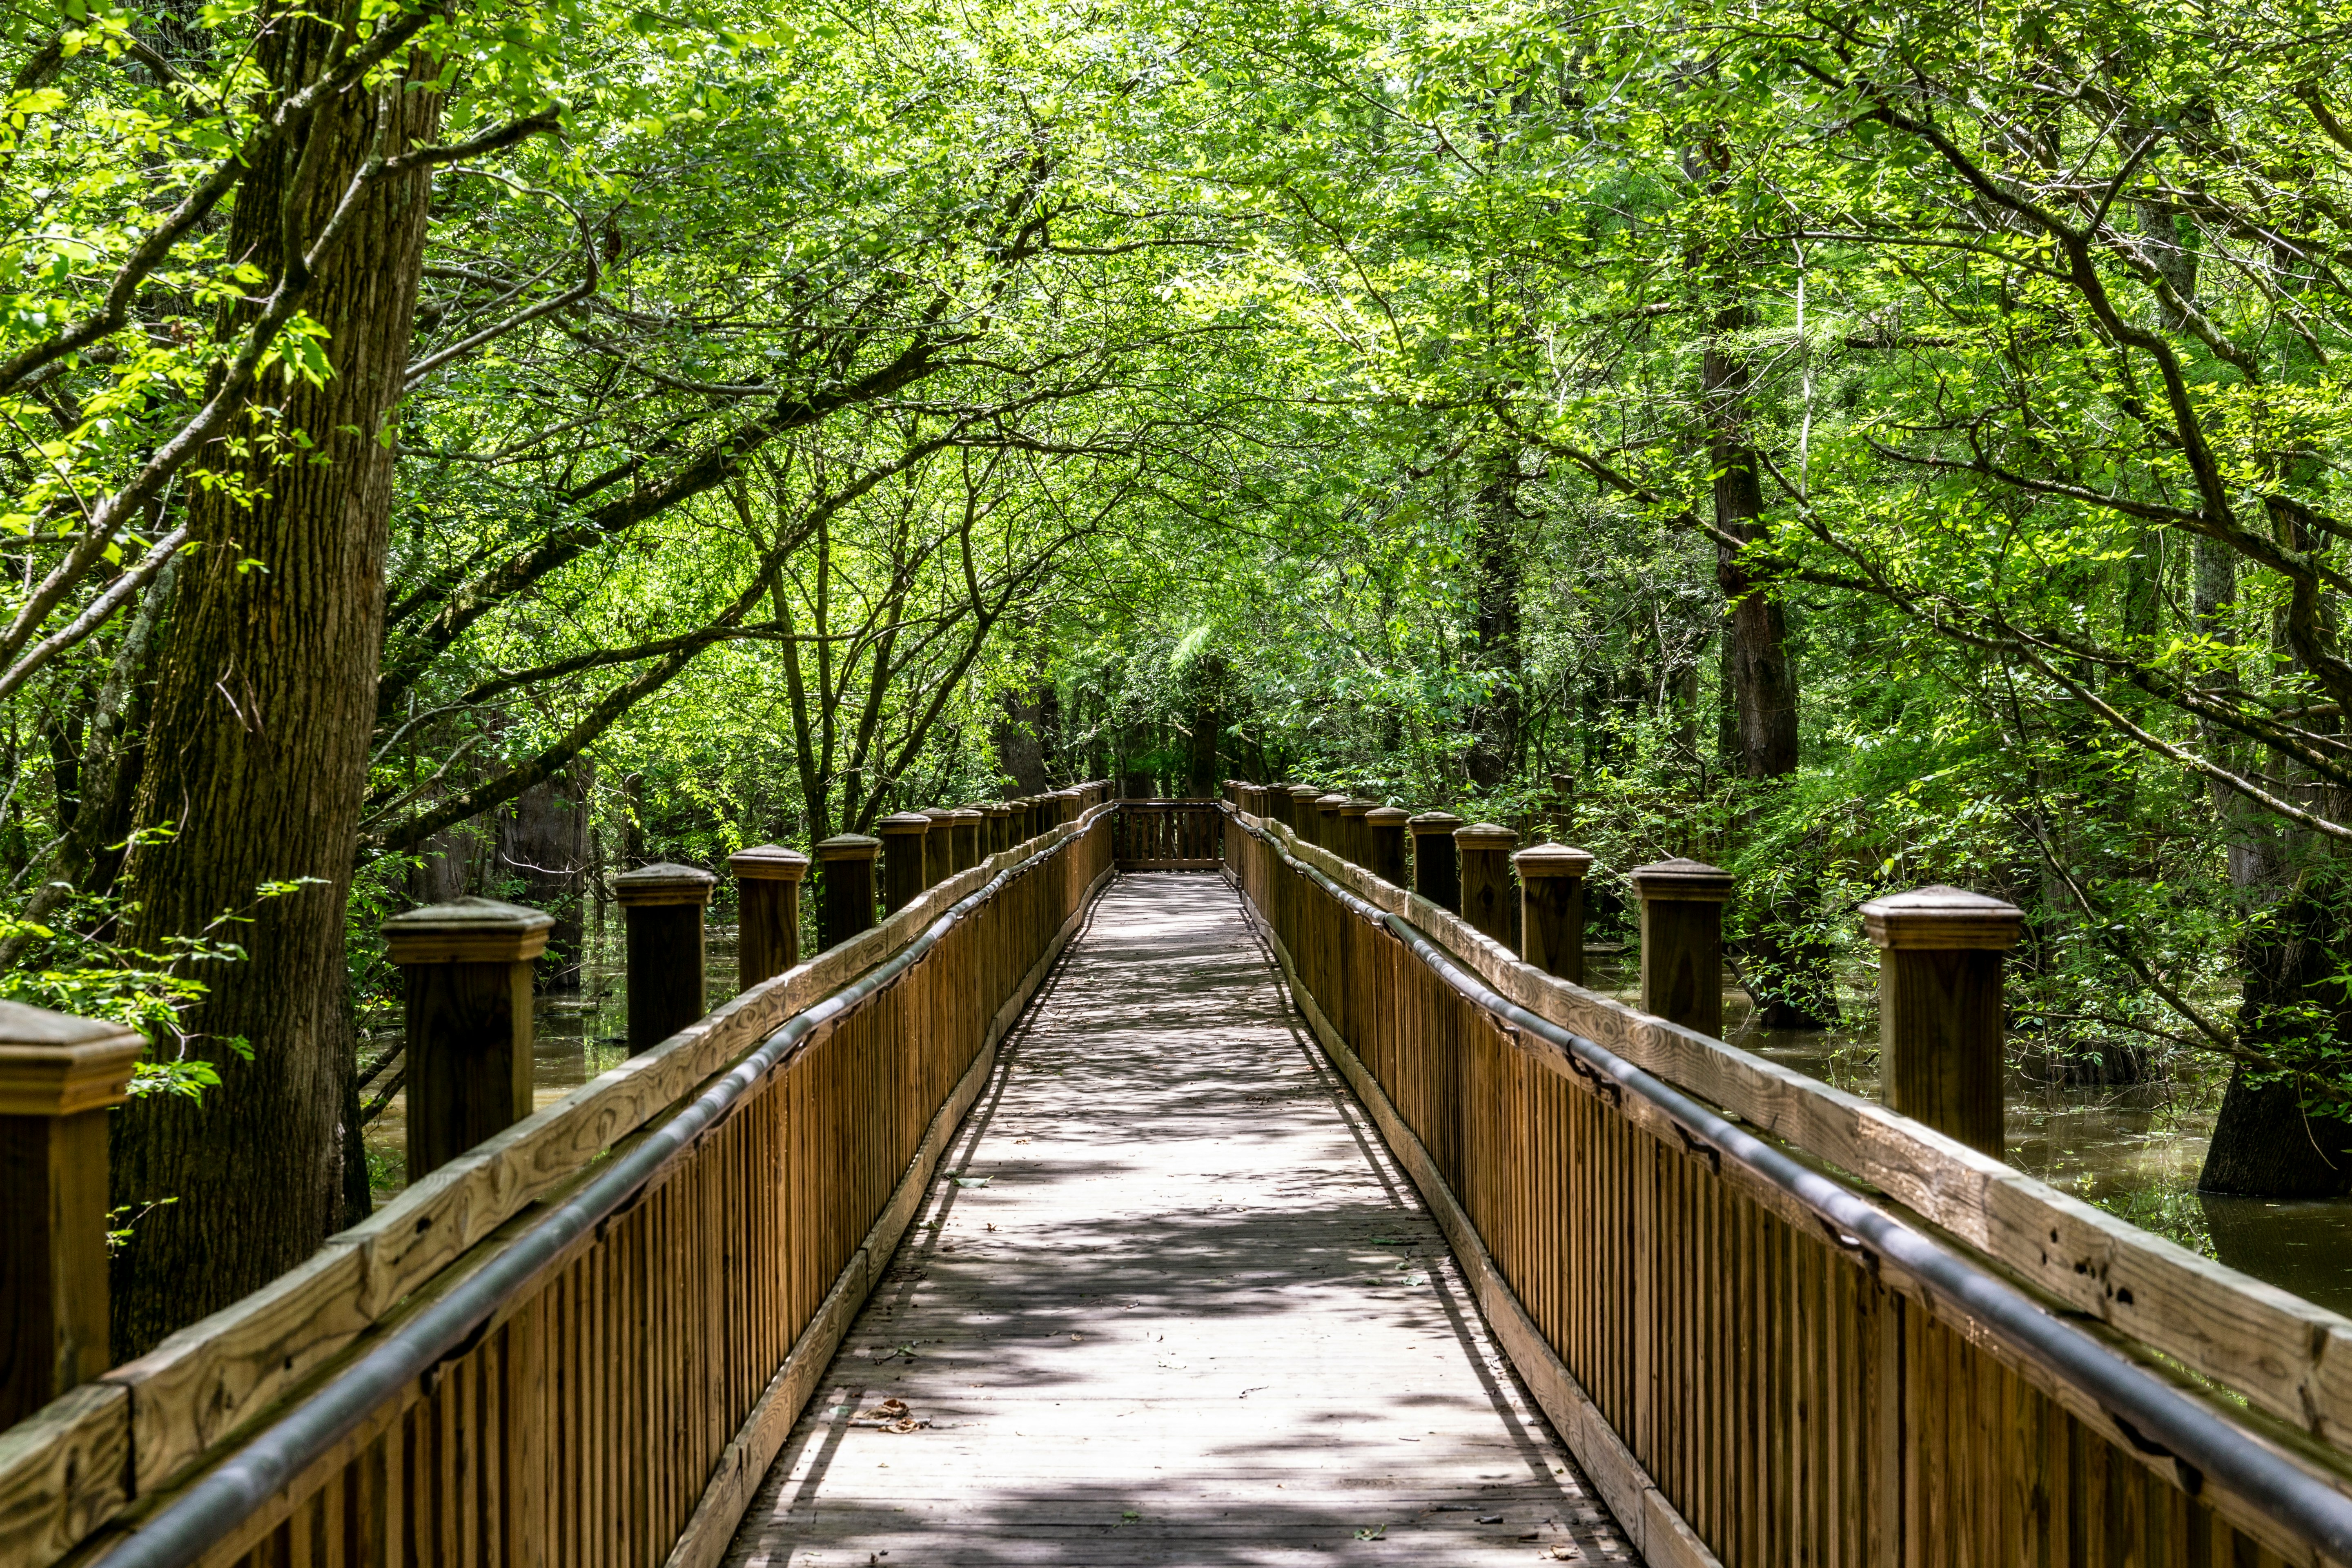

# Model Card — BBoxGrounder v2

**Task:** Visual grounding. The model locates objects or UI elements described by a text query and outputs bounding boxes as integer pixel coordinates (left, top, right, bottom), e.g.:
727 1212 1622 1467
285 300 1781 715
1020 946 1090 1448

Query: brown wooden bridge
6 786 2352 1567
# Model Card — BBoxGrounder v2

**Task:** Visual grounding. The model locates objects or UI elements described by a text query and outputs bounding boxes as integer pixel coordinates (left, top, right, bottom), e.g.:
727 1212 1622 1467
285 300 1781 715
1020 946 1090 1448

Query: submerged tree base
2198 1069 2352 1199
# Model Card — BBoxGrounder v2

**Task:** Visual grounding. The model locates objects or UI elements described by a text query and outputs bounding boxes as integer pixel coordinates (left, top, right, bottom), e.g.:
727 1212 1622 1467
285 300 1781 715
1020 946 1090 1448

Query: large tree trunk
1704 329 1831 1028
109 8 444 1356
992 682 1054 792
496 761 591 987
1463 454 1523 791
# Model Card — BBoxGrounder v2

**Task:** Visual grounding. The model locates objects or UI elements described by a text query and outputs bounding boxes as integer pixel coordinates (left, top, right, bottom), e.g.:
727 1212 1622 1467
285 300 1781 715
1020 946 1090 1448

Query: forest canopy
8 0 2352 1347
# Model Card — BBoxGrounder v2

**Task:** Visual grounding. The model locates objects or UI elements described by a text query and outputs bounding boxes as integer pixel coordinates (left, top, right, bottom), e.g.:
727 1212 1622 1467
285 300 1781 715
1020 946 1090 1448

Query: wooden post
1285 785 1322 835
1629 858 1733 1039
0 1003 139 1428
948 807 984 873
878 813 932 914
729 844 808 988
815 834 881 949
1365 806 1410 886
1861 885 2023 1158
1516 843 1595 984
615 863 715 1054
986 802 1013 856
1312 793 1347 852
922 806 957 869
1408 811 1464 913
383 897 552 1180
1455 823 1519 946
1338 799 1374 866
1263 785 1292 828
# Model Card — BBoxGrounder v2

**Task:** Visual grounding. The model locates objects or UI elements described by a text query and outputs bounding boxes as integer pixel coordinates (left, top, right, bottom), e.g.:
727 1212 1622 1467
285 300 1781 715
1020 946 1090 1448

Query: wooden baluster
1861 885 2023 1157
815 834 882 949
1337 799 1374 866
0 1004 139 1428
1364 806 1410 886
878 813 933 915
948 807 984 873
1629 858 1733 1038
1407 811 1464 913
1454 823 1519 946
1515 843 1595 984
986 803 1013 857
615 863 715 1053
729 844 809 987
383 896 552 1179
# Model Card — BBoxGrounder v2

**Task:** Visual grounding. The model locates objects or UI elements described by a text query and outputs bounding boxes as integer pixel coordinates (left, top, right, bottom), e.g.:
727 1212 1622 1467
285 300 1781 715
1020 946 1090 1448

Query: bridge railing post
1285 784 1321 836
986 802 1012 857
0 1003 139 1428
948 808 984 875
1338 798 1374 867
1630 858 1732 1039
1455 823 1519 947
384 895 552 1178
616 864 715 1053
1365 806 1410 886
1515 843 1595 984
1407 811 1464 913
879 813 932 914
1311 792 1347 852
729 844 809 988
815 834 881 949
1862 885 2023 1158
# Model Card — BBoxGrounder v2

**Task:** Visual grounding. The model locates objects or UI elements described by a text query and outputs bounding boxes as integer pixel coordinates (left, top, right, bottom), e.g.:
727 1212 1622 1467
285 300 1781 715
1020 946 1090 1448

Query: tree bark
1464 454 1523 791
109 6 444 1355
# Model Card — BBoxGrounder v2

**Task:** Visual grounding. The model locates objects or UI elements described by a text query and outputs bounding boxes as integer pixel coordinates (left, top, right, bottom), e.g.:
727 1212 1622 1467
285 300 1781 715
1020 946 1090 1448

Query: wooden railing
1110 799 1223 868
0 785 1114 1568
1223 793 2352 1568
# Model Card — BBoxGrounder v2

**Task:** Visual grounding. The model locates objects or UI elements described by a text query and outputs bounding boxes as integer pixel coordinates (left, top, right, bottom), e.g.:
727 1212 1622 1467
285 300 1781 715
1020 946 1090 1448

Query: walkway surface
724 873 1636 1566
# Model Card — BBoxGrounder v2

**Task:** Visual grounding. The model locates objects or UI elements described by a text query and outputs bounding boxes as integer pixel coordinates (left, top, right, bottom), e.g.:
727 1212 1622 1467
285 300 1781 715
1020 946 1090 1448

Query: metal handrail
1235 811 2352 1559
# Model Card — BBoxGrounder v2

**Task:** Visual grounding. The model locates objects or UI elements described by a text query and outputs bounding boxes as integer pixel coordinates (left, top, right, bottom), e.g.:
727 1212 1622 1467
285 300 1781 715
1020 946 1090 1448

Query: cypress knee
1630 858 1733 1039
815 835 882 949
383 896 552 1178
1515 843 1595 984
729 845 809 987
879 813 933 914
1861 886 2022 1158
615 864 716 1054
1455 823 1519 946
0 1004 140 1428
1408 811 1465 913
1365 806 1410 886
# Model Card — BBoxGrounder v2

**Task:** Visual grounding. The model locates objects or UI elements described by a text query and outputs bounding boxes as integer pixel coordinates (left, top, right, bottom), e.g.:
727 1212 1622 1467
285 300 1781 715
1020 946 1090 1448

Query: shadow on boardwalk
724 873 1637 1566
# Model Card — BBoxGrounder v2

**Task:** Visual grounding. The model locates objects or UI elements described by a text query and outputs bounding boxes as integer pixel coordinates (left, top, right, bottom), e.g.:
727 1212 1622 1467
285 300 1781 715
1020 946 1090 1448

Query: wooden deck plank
724 873 1637 1566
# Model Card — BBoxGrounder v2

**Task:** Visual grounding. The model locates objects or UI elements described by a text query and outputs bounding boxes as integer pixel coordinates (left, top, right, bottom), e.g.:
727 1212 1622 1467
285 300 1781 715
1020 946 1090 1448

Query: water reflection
1584 958 2352 1318
363 922 739 1197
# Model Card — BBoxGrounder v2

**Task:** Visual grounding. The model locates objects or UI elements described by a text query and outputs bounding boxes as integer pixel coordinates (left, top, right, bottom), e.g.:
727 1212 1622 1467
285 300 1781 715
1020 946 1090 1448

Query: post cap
1860 885 2024 951
984 803 1012 819
922 807 957 823
383 895 556 962
1338 799 1375 818
1628 858 1733 902
813 833 882 861
878 812 932 836
728 844 809 882
615 862 717 907
1454 822 1518 849
1314 793 1348 810
1407 811 1465 835
949 808 984 824
1288 784 1324 800
0 1003 143 1116
1514 842 1595 879
1365 806 1411 827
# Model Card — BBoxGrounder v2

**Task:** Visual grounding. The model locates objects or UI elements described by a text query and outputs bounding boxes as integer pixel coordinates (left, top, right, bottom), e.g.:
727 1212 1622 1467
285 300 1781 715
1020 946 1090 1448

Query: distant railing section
1220 777 2352 1568
1111 799 1223 868
0 784 1115 1568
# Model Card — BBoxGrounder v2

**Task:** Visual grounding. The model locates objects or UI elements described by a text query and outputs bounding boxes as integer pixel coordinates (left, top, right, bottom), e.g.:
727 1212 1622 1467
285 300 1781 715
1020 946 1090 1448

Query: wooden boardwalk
723 873 1636 1566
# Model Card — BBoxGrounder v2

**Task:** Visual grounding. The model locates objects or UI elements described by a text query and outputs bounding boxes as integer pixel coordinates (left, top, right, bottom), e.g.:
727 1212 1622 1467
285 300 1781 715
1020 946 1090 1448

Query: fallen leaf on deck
851 1398 930 1433
1354 1523 1388 1541
953 1175 991 1188
1477 1515 1503 1523
1539 1547 1580 1561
